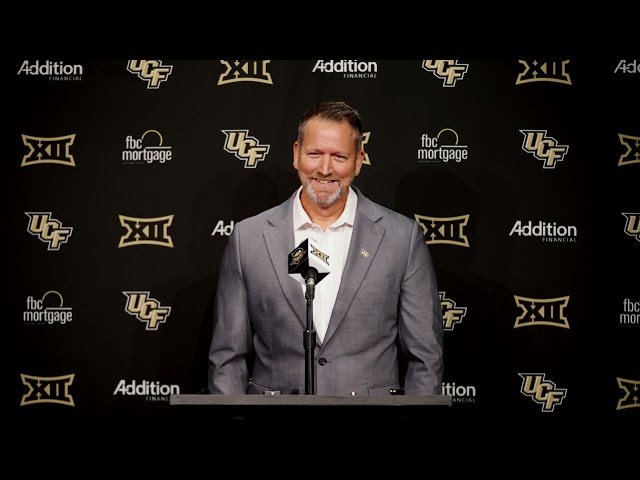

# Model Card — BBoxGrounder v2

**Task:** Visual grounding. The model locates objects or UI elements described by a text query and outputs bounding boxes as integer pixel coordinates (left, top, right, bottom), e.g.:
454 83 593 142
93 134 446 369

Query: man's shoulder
236 205 281 228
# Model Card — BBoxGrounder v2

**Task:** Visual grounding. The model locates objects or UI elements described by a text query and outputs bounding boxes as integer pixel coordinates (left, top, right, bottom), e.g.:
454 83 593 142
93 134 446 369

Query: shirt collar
293 186 358 231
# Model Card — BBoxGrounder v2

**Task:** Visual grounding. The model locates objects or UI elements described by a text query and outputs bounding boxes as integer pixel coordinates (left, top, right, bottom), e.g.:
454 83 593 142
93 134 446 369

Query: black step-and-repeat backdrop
6 59 638 423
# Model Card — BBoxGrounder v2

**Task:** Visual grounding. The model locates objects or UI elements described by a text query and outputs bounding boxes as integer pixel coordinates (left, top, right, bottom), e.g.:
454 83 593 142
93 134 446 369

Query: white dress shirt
292 186 358 343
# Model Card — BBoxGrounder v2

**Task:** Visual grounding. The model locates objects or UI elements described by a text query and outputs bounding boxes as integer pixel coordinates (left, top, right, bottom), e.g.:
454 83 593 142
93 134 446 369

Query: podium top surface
170 394 452 407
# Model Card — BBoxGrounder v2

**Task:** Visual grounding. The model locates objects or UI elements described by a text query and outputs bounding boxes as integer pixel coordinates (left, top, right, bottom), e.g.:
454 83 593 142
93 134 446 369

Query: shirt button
318 358 327 366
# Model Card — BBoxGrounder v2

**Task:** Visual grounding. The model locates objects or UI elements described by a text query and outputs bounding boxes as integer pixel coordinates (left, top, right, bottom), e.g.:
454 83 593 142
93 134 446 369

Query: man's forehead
304 120 356 145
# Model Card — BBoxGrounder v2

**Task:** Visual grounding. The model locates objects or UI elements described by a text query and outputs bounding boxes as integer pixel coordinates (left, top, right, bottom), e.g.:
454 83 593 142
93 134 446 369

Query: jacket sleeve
207 224 252 394
397 221 444 394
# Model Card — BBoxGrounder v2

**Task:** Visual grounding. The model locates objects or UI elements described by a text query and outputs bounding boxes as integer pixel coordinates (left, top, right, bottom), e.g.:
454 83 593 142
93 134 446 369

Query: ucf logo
622 213 640 242
25 212 73 250
127 60 173 89
514 295 570 329
218 60 273 85
618 133 640 166
516 60 572 85
422 60 468 87
22 134 76 167
21 373 75 406
123 291 172 330
118 214 174 248
518 373 567 412
520 129 569 169
439 292 467 331
221 129 270 168
414 214 470 247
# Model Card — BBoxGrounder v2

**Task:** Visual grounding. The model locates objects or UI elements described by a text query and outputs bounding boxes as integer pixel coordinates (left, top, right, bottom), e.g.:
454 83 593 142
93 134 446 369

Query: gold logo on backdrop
118 214 174 248
616 377 640 410
422 60 468 87
514 295 570 329
439 292 467 331
127 60 173 89
518 373 567 412
22 134 76 167
221 129 270 168
621 213 640 242
218 60 273 85
123 291 172 330
516 60 572 85
520 129 569 169
25 212 73 250
20 373 75 406
618 133 640 166
414 214 470 247
362 131 371 165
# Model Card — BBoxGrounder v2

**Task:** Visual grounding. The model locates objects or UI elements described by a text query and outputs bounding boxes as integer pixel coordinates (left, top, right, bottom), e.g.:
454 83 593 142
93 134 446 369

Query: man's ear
355 149 365 176
293 142 300 169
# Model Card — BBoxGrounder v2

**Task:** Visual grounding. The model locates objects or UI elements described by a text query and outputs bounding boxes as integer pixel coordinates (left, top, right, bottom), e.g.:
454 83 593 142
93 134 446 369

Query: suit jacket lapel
263 193 307 328
323 192 384 345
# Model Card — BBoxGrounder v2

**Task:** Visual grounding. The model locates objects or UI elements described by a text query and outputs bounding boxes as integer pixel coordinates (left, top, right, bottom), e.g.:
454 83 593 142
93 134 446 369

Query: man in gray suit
208 101 444 396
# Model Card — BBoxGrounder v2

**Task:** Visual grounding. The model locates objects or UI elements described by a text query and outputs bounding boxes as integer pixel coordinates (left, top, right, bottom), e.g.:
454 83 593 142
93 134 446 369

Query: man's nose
317 155 333 175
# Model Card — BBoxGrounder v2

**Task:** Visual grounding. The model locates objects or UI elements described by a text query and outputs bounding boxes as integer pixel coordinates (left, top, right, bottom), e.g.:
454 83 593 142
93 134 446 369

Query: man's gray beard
304 180 345 207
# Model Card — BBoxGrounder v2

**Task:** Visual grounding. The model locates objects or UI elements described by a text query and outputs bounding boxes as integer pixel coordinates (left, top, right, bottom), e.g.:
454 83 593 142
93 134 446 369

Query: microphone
288 238 330 286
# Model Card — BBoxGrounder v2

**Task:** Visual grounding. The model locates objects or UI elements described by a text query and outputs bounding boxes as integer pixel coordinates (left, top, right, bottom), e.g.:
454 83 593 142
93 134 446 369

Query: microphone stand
303 269 317 394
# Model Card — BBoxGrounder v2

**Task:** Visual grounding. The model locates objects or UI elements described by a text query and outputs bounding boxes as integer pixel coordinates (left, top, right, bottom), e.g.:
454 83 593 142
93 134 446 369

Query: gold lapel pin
360 248 369 258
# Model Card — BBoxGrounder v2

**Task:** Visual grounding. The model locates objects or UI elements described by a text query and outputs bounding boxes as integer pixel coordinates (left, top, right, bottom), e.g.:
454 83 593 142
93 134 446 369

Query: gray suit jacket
208 186 444 395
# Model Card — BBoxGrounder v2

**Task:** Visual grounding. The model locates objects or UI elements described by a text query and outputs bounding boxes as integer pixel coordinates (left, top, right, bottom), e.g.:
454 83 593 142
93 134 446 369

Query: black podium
169 393 452 423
